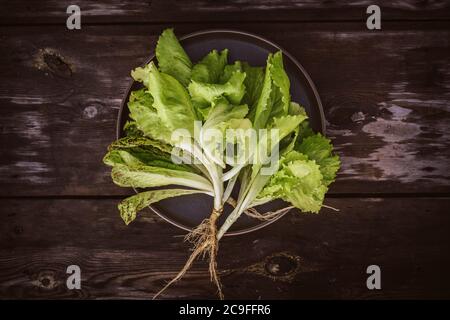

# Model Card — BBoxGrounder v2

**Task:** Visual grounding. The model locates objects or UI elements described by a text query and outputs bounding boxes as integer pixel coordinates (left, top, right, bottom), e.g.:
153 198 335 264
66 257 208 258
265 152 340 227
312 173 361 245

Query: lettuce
155 28 192 86
191 49 228 84
255 151 327 213
251 52 291 129
111 164 213 192
188 70 246 118
295 134 340 186
241 62 264 108
119 189 208 225
200 98 251 167
103 28 340 299
131 62 198 138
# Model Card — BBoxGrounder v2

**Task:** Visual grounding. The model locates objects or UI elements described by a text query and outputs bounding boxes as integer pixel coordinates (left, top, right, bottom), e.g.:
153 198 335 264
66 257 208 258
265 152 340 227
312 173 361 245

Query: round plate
117 29 325 236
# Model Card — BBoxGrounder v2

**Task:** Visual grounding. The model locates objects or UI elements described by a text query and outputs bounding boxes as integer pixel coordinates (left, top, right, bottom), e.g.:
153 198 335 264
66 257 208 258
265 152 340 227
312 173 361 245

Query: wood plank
1 23 449 196
1 197 449 299
1 0 449 25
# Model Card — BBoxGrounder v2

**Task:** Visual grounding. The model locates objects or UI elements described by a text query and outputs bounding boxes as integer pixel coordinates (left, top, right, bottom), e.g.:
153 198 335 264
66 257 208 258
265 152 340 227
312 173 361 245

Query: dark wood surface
0 1 449 299
2 0 450 24
1 198 450 299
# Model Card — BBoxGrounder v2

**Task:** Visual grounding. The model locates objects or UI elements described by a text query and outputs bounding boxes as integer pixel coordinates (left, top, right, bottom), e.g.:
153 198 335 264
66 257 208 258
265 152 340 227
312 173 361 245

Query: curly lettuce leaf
188 70 246 118
155 28 192 86
132 62 198 139
229 112 307 209
219 61 243 84
256 151 327 213
127 88 173 144
191 49 228 84
295 134 340 186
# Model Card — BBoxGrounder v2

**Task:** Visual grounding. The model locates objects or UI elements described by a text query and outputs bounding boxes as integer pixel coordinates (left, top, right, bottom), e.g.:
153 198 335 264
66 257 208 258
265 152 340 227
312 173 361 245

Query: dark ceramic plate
117 29 325 236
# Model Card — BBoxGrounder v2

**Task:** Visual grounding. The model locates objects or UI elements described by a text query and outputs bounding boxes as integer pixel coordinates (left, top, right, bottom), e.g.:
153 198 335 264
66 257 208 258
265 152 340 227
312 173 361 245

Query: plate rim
116 29 325 236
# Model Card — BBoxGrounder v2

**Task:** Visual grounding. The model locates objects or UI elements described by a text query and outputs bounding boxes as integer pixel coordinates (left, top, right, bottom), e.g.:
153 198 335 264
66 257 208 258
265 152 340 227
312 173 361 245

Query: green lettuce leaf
147 62 197 132
256 151 327 213
111 164 213 192
127 88 173 144
155 28 192 86
104 148 195 173
268 114 307 145
279 102 307 154
252 113 307 169
104 138 199 173
131 62 198 139
219 61 243 84
123 121 144 138
251 54 273 129
269 51 291 118
107 136 172 154
119 189 207 225
200 98 251 167
191 49 228 84
295 134 340 186
188 70 246 118
202 98 249 129
252 51 291 129
288 101 306 116
241 62 264 109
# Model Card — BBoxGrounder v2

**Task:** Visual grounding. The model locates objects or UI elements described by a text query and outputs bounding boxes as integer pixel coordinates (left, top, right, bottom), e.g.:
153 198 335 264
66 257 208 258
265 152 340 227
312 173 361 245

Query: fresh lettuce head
105 28 340 226
103 28 342 300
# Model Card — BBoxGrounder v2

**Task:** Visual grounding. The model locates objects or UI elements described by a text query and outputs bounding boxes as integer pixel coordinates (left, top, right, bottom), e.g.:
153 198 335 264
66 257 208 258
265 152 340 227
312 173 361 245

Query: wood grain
1 0 449 302
1 0 449 25
1 23 449 196
1 197 449 299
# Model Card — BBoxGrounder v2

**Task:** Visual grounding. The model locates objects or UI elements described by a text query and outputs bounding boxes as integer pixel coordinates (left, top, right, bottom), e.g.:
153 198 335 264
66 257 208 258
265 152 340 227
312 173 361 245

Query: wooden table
1 1 450 299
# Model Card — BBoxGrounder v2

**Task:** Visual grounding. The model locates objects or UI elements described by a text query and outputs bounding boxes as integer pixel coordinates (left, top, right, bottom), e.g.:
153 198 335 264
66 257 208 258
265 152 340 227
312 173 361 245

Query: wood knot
265 253 298 277
328 106 363 126
264 253 300 280
82 105 99 119
34 48 73 78
245 252 302 282
31 270 60 290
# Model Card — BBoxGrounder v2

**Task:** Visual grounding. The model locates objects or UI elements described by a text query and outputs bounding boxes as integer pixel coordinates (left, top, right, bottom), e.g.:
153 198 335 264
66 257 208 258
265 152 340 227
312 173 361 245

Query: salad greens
103 28 340 299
